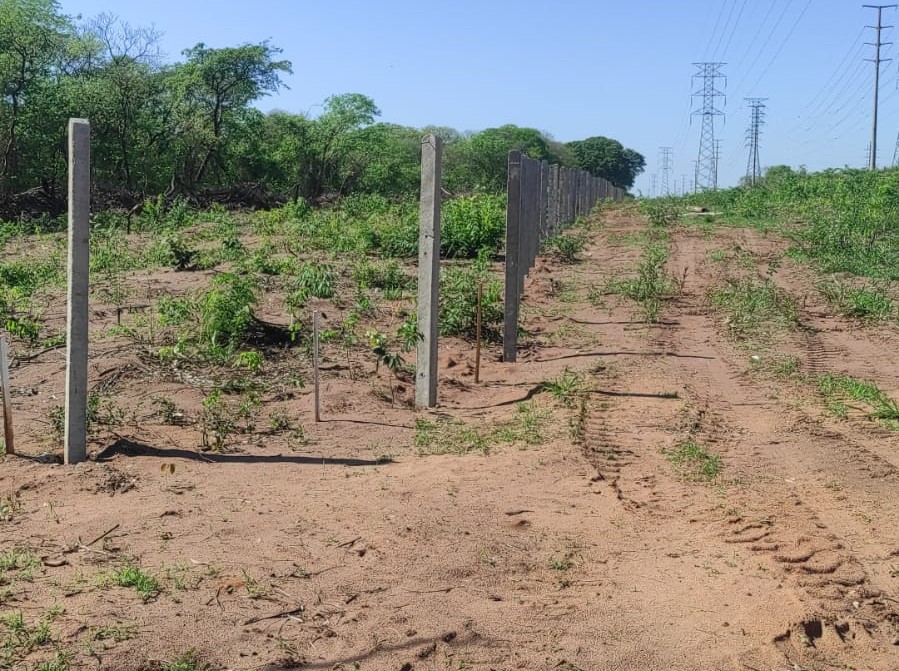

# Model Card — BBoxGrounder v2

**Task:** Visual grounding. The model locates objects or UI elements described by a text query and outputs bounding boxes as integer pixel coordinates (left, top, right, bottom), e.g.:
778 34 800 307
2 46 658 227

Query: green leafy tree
170 41 291 188
566 136 645 189
447 125 558 193
0 0 71 189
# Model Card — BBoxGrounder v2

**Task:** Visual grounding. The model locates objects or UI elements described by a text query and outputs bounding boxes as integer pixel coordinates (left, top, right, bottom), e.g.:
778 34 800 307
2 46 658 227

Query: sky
58 0 898 194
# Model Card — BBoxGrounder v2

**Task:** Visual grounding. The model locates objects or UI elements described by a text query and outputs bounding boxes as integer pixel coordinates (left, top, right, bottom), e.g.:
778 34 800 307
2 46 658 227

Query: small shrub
664 440 722 480
543 232 587 263
439 255 502 339
111 564 160 601
442 194 506 258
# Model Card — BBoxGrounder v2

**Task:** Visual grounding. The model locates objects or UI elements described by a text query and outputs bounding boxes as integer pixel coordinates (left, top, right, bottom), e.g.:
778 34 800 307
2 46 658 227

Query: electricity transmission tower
692 62 726 191
864 4 896 170
892 131 899 166
659 147 673 195
650 174 658 197
745 98 768 186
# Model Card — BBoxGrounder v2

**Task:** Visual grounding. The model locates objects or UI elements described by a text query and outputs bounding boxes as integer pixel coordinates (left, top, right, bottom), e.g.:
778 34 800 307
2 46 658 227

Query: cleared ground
1 204 898 671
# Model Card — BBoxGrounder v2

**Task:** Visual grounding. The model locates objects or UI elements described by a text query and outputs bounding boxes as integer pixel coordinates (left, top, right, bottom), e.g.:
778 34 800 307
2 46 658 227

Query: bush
439 254 502 339
441 194 506 258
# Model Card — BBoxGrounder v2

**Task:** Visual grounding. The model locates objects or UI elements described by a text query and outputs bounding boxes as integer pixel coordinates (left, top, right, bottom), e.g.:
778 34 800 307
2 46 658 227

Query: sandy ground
1 206 898 671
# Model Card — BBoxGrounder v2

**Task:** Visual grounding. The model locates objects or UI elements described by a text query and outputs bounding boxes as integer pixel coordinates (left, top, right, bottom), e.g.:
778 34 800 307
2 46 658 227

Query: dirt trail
1 206 898 670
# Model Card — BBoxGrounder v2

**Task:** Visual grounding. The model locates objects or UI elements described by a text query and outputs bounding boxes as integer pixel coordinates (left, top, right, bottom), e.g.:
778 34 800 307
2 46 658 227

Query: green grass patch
664 440 722 481
818 279 895 321
605 240 674 322
492 402 553 447
414 418 491 456
109 564 160 601
817 373 899 423
709 278 798 346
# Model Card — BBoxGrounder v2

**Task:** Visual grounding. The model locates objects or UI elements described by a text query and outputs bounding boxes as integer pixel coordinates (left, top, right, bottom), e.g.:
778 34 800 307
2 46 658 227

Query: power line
730 0 797 95
791 26 866 127
732 0 780 72
712 0 741 60
705 0 735 61
720 0 752 59
745 0 815 95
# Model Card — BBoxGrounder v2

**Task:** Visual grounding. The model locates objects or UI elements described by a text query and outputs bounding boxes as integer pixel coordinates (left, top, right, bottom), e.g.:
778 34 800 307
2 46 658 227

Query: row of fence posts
502 151 624 362
3 125 623 463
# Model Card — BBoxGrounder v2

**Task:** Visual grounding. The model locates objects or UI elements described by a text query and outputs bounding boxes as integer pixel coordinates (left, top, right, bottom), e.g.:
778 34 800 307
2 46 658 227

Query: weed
640 198 680 227
414 418 490 456
492 402 552 446
709 278 798 346
664 440 722 481
200 389 260 451
0 548 40 582
234 350 264 373
90 622 137 643
439 255 502 339
818 279 894 321
110 564 160 601
605 240 673 322
0 494 21 522
162 649 212 671
152 397 183 425
268 409 294 432
353 259 409 298
548 556 573 572
537 369 587 407
817 373 899 422
240 569 271 599
543 232 587 263
750 354 802 380
441 194 506 258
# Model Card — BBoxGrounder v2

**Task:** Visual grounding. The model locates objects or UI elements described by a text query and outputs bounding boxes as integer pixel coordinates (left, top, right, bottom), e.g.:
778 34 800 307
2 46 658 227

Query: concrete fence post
415 134 442 409
65 119 90 465
539 160 549 242
503 151 523 363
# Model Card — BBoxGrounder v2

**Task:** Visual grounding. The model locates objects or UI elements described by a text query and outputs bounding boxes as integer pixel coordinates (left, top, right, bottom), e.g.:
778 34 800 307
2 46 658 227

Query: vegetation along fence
503 151 625 362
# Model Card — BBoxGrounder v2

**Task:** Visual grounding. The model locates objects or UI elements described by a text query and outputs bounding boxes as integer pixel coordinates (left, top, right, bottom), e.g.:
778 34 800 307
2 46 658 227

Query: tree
172 41 291 187
566 136 645 189
446 125 558 193
303 93 379 199
0 0 71 188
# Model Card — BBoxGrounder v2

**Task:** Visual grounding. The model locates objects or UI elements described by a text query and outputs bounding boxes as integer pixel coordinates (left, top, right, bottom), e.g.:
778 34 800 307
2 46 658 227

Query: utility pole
692 62 726 191
659 147 673 195
745 98 768 186
864 4 896 170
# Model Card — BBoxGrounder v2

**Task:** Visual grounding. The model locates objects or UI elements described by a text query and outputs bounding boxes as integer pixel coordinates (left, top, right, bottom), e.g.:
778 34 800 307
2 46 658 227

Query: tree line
0 0 645 212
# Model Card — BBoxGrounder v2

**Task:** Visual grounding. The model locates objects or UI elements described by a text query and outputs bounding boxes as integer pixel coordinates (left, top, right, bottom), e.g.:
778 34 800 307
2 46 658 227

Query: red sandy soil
1 206 898 671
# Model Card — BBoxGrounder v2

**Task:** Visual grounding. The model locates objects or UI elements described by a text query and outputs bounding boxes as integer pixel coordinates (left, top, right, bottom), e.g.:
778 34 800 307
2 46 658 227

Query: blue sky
59 0 895 193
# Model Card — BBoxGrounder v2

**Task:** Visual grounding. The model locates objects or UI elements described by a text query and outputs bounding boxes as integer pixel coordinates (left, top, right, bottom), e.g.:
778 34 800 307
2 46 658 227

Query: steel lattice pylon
692 63 726 191
659 146 673 196
745 98 767 186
